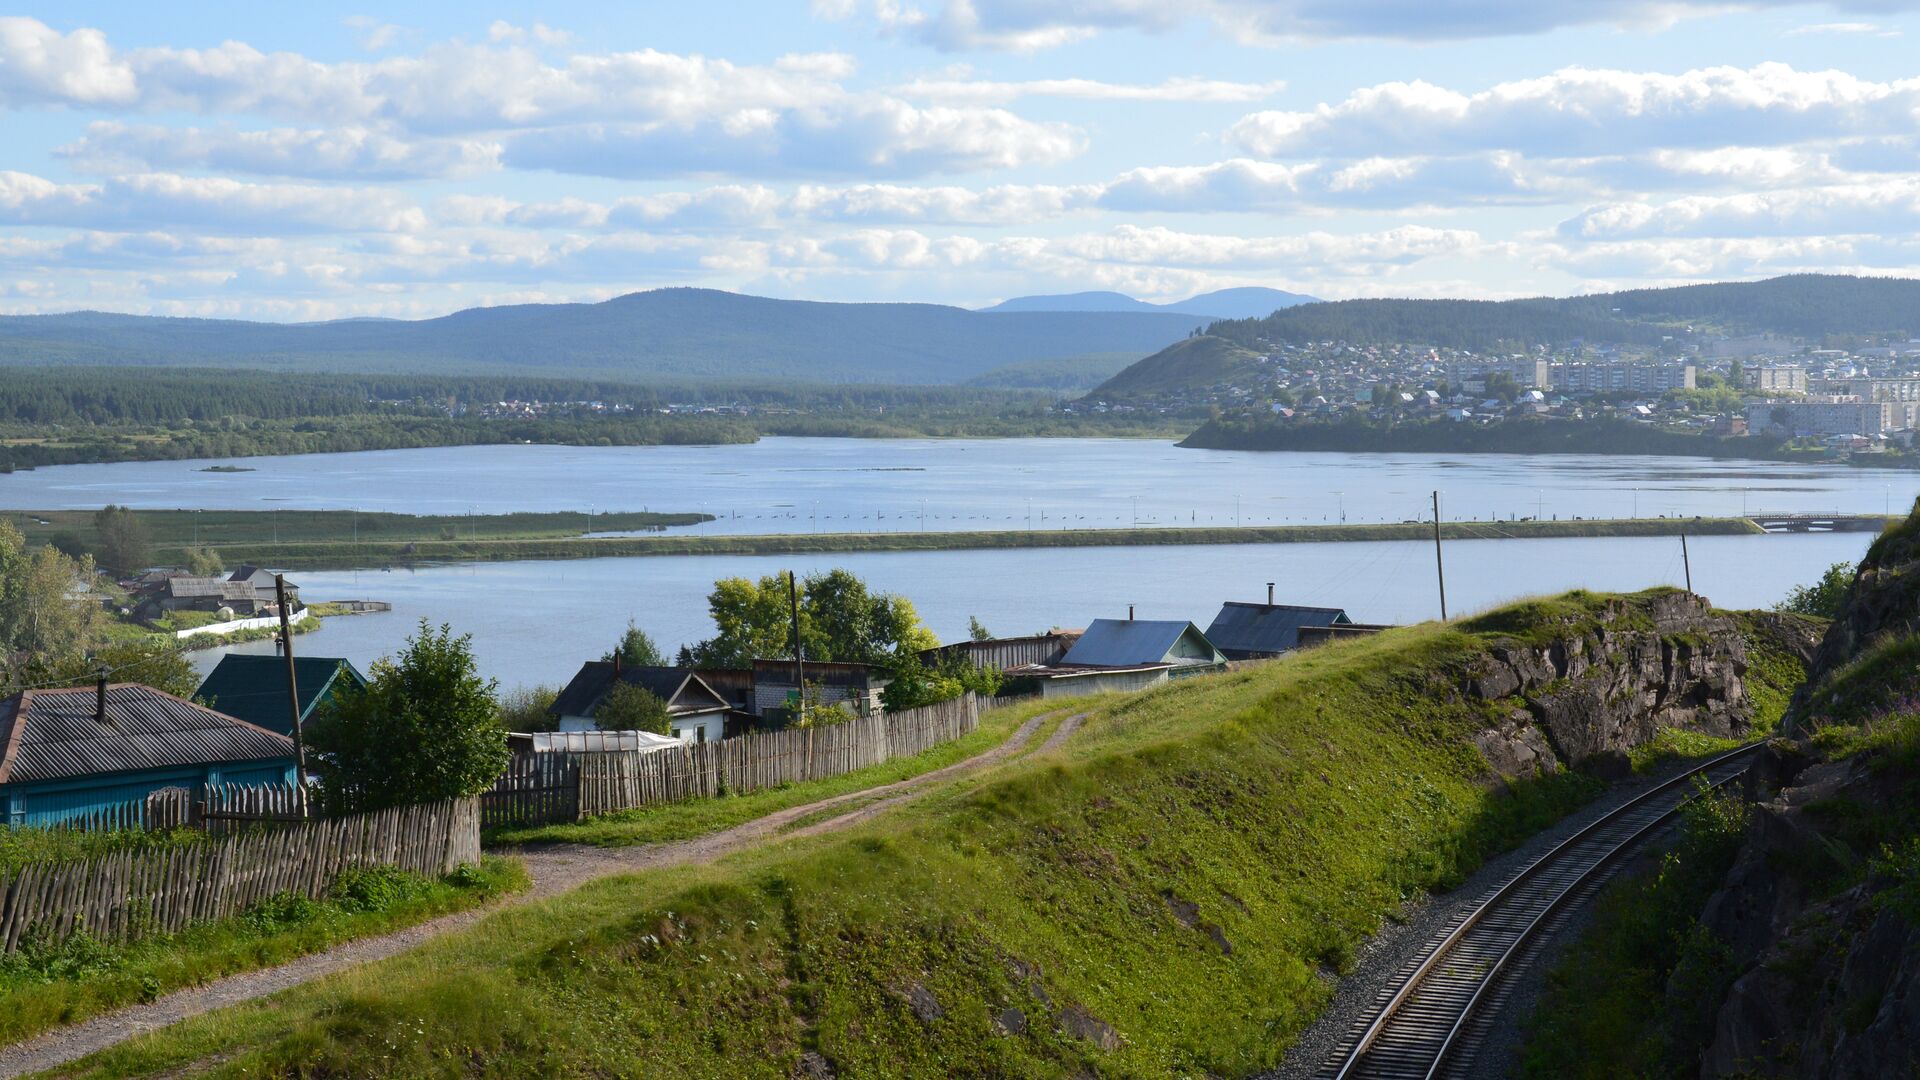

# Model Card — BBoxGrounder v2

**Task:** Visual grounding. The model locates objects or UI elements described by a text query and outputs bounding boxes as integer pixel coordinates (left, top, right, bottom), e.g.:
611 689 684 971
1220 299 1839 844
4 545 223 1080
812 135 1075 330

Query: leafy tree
0 521 101 680
1775 562 1853 620
881 653 1003 713
683 569 938 669
306 621 508 814
497 684 559 733
183 546 224 576
1726 358 1745 389
594 681 672 735
90 505 150 574
968 615 994 642
790 683 857 729
685 574 801 669
605 621 666 667
59 640 196 699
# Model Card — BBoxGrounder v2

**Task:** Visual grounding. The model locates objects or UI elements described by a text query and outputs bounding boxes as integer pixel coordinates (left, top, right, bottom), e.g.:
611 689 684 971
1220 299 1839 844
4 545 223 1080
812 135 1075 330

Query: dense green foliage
1774 561 1856 620
496 684 560 733
306 621 510 813
0 288 1201 384
1089 334 1268 397
595 681 673 735
680 569 938 670
880 652 1003 712
606 622 668 668
1518 785 1752 1079
1203 273 1920 350
90 505 149 573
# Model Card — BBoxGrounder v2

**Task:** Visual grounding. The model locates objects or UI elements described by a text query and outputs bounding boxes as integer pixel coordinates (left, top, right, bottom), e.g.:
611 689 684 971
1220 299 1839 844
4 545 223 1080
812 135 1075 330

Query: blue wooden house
0 684 298 826
194 655 369 737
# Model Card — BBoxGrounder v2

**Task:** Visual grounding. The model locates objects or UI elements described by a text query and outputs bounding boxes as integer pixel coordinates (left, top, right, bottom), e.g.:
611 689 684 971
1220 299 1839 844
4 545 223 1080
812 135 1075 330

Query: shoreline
115 515 1852 571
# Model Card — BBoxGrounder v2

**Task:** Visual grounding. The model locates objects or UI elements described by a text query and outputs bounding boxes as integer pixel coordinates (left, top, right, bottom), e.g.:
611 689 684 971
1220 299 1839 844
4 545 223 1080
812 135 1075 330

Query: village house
193 655 368 738
918 630 1081 672
133 576 268 621
750 659 891 721
1204 591 1355 660
227 565 298 607
1002 616 1227 699
0 682 297 826
549 661 735 743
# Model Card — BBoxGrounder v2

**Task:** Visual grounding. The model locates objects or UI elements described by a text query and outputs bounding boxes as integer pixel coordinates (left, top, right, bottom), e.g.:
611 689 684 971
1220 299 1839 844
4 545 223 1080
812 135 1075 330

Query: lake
4 438 1915 531
0 437 1897 691
191 531 1872 692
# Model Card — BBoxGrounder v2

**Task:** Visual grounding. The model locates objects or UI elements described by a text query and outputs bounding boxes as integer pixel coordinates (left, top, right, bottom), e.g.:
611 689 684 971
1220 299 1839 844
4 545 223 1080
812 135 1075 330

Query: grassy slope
48 592 1790 1079
1091 334 1266 398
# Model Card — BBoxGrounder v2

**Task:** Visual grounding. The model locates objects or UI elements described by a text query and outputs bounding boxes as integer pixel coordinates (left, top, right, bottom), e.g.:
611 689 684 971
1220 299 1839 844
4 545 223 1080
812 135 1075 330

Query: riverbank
114 516 1796 571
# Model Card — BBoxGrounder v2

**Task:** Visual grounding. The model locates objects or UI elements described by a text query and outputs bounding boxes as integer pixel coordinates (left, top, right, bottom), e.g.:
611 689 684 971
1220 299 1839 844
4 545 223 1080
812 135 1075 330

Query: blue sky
6 1 1920 319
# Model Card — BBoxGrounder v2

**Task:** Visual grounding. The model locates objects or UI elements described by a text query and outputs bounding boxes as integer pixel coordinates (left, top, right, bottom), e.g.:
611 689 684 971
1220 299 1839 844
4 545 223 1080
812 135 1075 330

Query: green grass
487 699 1058 848
0 827 207 877
0 857 524 1049
36 590 1786 1079
22 515 1772 572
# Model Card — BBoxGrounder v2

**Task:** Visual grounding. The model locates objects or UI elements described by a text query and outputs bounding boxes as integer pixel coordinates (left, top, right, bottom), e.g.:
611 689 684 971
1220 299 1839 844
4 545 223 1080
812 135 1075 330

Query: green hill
1204 273 1920 351
1089 334 1268 397
0 288 1206 386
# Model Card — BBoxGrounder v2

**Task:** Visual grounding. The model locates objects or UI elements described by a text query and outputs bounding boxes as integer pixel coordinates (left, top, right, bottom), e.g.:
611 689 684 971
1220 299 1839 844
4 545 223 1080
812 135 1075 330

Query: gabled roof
156 577 257 602
1204 602 1353 656
1060 619 1225 668
550 663 731 719
193 655 368 736
0 684 296 785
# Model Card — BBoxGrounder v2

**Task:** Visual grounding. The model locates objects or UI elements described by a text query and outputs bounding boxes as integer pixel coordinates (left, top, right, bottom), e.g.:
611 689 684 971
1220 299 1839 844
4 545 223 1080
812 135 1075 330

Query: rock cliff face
1458 592 1816 779
1681 518 1920 1079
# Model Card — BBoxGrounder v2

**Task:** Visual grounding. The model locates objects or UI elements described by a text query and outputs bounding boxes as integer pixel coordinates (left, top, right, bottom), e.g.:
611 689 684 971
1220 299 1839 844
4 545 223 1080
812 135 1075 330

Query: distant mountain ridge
0 288 1207 386
982 286 1317 320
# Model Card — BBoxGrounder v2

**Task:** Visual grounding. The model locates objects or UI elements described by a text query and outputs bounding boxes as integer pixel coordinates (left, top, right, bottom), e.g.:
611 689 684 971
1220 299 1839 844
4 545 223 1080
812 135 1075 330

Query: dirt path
0 710 1069 1079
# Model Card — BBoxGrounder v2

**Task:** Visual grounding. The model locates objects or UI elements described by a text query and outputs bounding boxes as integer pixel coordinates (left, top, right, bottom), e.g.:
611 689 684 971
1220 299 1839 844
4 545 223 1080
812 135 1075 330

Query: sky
7 2 1920 320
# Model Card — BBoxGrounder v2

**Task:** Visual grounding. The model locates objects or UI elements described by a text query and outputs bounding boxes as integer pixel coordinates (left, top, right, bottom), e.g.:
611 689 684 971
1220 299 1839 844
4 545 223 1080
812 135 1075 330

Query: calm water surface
5 438 1916 531
192 531 1872 692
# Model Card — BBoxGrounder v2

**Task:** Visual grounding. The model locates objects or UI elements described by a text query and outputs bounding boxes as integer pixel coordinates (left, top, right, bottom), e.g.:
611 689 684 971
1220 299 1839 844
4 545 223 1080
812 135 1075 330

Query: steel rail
1326 742 1762 1080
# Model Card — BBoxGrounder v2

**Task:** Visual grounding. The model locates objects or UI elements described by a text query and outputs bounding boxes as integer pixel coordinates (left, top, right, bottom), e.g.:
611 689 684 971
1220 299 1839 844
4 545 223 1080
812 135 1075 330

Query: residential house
918 631 1081 672
228 565 298 607
751 659 891 721
1004 617 1227 699
1204 599 1354 660
193 655 369 738
549 662 734 743
0 683 297 826
134 576 266 621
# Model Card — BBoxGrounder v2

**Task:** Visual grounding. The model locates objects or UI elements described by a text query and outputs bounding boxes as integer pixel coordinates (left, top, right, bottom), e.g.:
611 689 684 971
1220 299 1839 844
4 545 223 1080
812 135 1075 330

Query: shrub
331 865 434 913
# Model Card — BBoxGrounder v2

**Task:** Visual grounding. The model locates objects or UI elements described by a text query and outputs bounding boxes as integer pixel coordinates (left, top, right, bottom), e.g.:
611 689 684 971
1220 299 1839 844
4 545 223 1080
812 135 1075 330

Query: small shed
550 662 733 743
0 684 298 826
1204 602 1354 660
1059 619 1227 674
193 655 369 737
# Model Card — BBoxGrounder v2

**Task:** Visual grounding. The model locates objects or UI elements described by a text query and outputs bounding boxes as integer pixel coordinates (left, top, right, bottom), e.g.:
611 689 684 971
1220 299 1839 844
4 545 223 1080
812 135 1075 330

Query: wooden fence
43 782 310 835
0 796 480 951
485 693 980 829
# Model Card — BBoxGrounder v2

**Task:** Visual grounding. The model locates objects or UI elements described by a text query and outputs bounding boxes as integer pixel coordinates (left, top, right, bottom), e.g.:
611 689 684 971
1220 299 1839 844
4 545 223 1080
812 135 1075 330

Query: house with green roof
193 655 369 738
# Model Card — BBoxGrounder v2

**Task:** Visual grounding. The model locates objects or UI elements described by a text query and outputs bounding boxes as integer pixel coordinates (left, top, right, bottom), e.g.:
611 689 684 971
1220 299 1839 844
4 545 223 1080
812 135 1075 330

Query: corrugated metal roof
193 655 368 735
1204 603 1353 657
1060 619 1225 667
0 684 296 785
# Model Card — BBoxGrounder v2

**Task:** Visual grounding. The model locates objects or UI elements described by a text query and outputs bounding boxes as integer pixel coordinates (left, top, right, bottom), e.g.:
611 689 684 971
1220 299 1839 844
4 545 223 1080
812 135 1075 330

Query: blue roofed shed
1059 619 1227 672
0 684 298 826
193 655 369 737
1205 602 1353 660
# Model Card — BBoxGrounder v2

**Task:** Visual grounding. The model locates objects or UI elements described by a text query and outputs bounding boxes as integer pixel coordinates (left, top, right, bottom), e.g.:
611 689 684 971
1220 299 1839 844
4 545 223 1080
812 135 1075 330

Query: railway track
1321 743 1761 1080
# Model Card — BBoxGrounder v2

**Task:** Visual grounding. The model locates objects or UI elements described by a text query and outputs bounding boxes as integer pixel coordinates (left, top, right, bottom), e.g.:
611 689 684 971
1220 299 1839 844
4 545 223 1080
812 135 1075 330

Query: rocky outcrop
1462 592 1796 775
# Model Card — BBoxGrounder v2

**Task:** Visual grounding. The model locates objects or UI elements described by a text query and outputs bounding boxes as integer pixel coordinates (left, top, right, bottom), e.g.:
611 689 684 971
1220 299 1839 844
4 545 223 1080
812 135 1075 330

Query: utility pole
275 574 308 813
1680 533 1693 595
1432 490 1448 621
788 570 805 726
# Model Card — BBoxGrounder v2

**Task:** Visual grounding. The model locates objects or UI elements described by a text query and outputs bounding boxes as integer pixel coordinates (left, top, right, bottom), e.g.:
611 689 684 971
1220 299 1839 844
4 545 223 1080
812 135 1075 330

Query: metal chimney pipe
95 670 107 725
1128 605 1135 621
1267 582 1275 605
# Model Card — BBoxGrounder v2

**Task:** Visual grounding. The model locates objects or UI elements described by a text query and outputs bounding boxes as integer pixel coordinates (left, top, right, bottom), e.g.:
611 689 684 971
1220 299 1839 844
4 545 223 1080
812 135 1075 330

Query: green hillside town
5 3 1920 1079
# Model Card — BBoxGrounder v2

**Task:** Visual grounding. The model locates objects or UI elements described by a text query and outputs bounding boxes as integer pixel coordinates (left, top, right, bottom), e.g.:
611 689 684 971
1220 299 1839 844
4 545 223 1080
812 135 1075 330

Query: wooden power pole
275 574 308 801
788 570 805 726
1680 533 1693 595
1432 490 1449 621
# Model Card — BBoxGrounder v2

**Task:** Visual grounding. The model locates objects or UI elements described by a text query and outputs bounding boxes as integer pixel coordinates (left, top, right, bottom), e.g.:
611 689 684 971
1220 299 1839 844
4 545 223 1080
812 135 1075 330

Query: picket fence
484 693 979 829
47 782 311 835
0 796 480 951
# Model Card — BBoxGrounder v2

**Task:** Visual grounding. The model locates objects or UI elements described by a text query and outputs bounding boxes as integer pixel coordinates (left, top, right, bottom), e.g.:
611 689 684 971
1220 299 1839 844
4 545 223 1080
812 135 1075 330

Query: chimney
613 651 622 675
1267 582 1275 606
1128 605 1135 621
94 670 108 725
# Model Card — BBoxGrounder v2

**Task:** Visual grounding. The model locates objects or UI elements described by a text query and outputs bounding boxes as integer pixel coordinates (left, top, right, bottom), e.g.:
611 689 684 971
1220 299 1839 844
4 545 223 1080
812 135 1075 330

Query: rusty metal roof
0 684 296 785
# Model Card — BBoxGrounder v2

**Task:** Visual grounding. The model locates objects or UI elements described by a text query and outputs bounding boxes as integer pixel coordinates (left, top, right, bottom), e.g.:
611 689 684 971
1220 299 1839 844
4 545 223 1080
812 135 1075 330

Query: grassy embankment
7 508 1788 571
0 857 524 1049
41 589 1808 1079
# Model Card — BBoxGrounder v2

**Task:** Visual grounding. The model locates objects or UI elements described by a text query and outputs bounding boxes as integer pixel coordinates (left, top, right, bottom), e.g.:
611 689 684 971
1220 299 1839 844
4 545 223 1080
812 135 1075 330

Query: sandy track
0 709 1067 1079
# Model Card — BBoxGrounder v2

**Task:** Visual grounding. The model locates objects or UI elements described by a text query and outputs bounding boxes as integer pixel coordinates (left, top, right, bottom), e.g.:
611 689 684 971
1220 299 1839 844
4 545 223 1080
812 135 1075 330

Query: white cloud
1785 21 1898 35
58 122 501 180
1560 180 1920 239
343 16 406 52
1230 64 1920 161
0 16 136 106
0 170 426 233
819 0 1920 47
891 74 1285 104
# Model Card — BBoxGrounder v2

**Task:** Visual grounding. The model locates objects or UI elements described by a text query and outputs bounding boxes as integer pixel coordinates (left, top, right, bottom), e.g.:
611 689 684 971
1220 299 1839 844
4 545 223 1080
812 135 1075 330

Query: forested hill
0 288 1206 385
1206 274 1920 351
